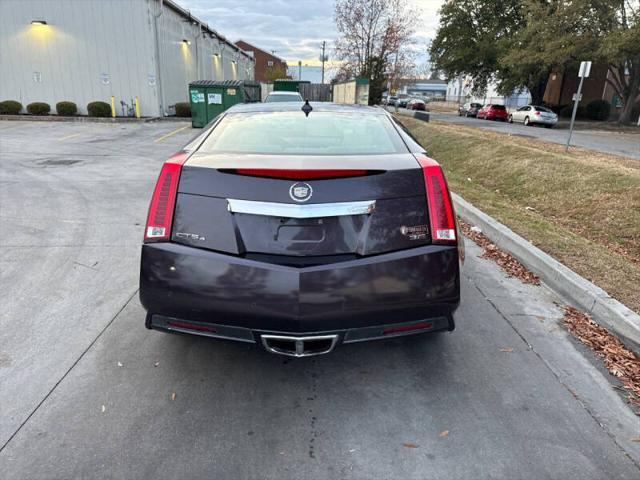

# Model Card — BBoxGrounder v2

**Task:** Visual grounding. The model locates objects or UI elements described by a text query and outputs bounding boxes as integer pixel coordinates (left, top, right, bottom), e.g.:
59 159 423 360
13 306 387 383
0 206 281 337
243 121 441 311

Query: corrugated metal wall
0 0 254 117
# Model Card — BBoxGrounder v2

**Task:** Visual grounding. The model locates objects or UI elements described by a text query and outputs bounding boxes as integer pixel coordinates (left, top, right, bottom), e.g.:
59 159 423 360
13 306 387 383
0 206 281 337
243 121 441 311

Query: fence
333 78 370 105
299 83 332 102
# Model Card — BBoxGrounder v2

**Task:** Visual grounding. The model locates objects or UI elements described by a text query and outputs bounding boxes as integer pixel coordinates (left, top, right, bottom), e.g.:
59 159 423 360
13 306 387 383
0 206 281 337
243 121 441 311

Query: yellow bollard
134 96 140 118
110 96 116 118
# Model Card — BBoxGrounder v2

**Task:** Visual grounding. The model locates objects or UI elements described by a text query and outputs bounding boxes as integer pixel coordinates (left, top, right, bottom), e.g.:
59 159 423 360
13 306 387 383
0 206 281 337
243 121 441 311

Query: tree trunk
529 75 548 106
617 74 639 125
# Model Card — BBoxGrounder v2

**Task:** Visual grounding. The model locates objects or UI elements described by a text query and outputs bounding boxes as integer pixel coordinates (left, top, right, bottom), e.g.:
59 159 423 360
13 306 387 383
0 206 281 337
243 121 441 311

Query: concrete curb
452 193 640 355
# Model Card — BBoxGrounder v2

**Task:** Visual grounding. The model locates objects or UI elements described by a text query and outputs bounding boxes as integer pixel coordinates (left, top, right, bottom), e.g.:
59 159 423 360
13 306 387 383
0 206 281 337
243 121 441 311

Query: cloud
179 0 443 63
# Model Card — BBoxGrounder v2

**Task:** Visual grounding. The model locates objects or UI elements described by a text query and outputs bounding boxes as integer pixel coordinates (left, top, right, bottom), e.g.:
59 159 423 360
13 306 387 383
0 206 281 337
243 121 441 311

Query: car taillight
415 154 457 244
534 111 540 116
144 151 188 242
225 169 371 180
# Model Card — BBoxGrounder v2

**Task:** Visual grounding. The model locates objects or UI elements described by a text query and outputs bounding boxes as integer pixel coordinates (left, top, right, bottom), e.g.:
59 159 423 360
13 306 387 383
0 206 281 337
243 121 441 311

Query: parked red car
477 104 508 121
407 99 426 111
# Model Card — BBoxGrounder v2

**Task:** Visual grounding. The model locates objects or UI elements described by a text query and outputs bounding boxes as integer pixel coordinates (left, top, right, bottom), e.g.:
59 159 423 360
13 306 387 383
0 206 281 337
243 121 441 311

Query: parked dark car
458 102 483 117
383 96 397 106
407 99 427 111
395 97 409 108
477 104 508 121
140 103 462 357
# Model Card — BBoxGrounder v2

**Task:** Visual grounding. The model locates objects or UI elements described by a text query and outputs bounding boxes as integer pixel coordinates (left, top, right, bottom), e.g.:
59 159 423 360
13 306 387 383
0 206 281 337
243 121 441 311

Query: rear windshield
199 112 408 155
491 105 506 110
265 94 302 103
535 106 553 113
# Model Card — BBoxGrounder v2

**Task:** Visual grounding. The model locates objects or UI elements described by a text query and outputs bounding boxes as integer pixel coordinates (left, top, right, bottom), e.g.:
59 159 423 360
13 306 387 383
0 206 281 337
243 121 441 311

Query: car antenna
301 99 312 117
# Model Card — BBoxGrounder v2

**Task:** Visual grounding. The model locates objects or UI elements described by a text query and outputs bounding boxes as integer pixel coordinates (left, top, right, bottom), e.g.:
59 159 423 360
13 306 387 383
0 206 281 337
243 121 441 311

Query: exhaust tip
261 334 338 357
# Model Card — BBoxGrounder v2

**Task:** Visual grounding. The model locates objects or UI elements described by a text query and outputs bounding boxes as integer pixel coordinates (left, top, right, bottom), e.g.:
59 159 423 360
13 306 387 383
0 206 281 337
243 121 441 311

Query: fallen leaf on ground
117 361 123 367
500 347 514 353
171 392 176 401
563 306 640 410
101 405 106 413
459 219 540 285
154 362 160 367
402 443 418 448
631 437 640 443
439 430 449 438
349 449 356 453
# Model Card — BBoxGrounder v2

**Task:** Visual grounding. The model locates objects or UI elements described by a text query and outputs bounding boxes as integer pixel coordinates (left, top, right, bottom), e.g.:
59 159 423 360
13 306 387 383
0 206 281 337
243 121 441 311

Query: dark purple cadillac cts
140 102 462 357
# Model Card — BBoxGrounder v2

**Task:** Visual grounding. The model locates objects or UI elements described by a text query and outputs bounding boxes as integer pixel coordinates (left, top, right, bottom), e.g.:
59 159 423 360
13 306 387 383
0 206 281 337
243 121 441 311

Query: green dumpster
188 80 261 128
273 79 310 92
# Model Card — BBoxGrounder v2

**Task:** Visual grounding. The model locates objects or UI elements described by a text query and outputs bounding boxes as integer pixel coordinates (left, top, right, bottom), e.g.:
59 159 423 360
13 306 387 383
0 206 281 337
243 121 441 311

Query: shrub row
558 99 612 121
175 102 191 117
0 100 113 117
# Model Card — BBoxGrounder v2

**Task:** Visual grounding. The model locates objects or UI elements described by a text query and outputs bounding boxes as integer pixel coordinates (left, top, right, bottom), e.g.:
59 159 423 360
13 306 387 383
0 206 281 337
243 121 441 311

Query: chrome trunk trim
227 199 376 219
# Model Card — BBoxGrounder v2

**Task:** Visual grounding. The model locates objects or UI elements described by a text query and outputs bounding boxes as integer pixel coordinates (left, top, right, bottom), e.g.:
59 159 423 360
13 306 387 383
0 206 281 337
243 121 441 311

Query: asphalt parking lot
1 120 639 479
393 108 640 160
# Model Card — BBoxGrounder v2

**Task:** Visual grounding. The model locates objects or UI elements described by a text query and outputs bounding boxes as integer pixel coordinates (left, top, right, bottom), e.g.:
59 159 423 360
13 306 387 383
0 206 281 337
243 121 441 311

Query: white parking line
57 133 82 142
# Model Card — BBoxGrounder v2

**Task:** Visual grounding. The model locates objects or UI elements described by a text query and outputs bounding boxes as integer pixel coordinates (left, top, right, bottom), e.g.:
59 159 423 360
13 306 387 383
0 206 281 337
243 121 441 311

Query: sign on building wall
148 74 156 86
100 73 110 85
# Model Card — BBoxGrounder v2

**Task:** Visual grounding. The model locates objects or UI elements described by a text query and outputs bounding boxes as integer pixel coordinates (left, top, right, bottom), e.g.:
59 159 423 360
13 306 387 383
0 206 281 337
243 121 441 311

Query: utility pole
321 41 326 84
566 61 591 152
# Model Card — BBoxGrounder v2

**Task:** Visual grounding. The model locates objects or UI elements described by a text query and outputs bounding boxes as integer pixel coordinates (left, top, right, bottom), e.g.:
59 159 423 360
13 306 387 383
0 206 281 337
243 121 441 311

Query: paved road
1 120 639 479
394 108 640 159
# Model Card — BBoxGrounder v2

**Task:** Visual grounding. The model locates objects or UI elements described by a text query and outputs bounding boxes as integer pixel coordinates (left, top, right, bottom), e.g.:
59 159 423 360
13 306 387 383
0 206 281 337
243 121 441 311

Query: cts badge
400 224 429 240
289 182 313 202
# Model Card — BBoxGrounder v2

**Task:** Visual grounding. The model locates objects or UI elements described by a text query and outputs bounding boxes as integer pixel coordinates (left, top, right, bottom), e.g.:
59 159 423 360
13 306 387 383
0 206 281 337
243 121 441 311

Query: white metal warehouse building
0 0 255 117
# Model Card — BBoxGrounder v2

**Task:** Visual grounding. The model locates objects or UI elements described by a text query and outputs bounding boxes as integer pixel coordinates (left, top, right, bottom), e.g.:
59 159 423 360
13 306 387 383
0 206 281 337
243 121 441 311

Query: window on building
267 61 274 67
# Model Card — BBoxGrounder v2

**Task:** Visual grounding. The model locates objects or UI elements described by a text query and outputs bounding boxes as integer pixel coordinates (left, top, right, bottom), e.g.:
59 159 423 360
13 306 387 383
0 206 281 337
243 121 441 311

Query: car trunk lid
171 152 432 258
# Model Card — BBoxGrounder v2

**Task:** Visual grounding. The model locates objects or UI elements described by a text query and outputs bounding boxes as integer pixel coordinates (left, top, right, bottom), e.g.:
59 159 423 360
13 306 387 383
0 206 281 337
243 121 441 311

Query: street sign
566 61 591 152
578 61 592 78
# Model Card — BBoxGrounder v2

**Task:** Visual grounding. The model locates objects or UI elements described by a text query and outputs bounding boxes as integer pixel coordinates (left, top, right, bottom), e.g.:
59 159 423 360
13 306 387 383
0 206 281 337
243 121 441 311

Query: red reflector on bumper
383 322 433 335
167 320 217 333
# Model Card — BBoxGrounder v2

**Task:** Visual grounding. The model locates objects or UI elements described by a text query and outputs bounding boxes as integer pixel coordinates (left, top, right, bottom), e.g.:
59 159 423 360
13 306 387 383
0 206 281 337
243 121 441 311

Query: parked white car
508 105 558 128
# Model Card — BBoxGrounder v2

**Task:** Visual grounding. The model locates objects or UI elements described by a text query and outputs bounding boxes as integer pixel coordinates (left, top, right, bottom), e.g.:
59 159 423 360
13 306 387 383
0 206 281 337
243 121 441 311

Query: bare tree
333 0 418 104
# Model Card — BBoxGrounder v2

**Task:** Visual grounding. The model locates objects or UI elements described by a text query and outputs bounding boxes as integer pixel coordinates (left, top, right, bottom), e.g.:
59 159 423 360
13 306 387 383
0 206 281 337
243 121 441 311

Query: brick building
543 64 620 107
235 40 288 82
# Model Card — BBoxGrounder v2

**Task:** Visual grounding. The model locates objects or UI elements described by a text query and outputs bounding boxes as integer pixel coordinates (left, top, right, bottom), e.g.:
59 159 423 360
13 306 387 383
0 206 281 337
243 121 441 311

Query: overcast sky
180 0 444 66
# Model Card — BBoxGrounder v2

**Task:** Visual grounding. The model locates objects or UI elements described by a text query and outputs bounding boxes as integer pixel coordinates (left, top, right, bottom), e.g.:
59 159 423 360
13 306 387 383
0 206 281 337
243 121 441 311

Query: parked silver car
508 105 558 128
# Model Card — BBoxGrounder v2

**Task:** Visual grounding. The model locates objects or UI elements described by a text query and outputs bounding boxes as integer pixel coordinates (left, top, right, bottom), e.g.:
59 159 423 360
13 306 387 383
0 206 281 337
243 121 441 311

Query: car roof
266 91 302 96
227 102 387 115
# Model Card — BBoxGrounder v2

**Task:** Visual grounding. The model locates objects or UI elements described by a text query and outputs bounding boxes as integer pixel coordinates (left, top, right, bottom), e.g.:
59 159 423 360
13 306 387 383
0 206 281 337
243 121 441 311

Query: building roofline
234 39 287 64
159 0 254 62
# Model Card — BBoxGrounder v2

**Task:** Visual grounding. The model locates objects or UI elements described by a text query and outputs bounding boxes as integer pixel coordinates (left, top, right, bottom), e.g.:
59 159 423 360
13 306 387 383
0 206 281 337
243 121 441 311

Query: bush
26 102 51 115
56 101 77 116
548 104 565 115
175 102 191 117
559 104 586 120
0 100 22 115
87 101 111 117
585 99 611 121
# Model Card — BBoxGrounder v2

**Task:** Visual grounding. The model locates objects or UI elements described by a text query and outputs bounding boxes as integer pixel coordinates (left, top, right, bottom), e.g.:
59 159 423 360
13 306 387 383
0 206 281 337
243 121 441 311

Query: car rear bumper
532 117 557 125
140 242 460 347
